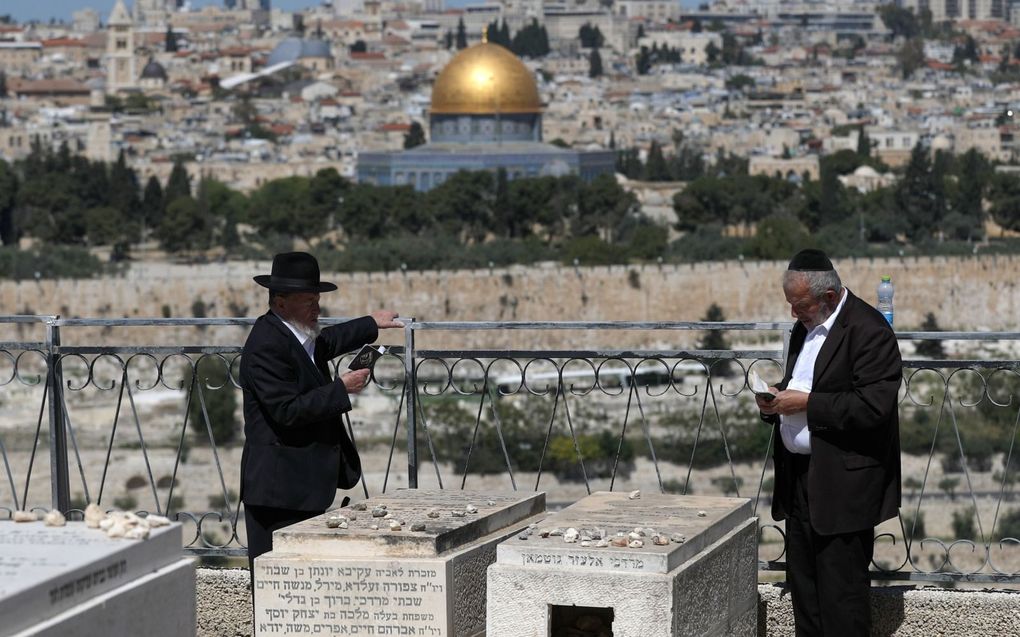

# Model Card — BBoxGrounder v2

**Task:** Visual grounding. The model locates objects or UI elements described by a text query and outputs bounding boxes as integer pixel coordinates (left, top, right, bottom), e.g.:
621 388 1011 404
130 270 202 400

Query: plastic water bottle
877 275 894 326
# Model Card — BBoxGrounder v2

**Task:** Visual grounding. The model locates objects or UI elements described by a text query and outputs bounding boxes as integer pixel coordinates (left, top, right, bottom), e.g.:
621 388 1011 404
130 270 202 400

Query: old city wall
0 255 1015 350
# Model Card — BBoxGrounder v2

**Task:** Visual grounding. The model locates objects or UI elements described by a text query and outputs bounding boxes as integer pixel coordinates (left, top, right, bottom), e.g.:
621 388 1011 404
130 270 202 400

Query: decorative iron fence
2 315 1020 583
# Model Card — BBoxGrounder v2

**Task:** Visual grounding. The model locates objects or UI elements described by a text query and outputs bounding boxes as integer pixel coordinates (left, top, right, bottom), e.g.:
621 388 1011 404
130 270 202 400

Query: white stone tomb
0 519 195 637
254 489 546 637
487 492 757 637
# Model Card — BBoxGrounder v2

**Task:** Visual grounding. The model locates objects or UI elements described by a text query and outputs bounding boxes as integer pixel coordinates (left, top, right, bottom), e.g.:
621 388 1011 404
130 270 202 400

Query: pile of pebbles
325 500 490 533
11 504 170 540
517 524 686 549
511 491 691 549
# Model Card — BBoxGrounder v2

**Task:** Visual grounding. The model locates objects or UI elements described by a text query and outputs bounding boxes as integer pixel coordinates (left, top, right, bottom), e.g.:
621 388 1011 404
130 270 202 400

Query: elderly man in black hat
757 249 901 637
240 252 401 584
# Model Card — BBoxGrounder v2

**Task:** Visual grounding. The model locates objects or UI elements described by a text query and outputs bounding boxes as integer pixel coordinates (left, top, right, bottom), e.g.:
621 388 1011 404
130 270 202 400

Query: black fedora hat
254 252 338 293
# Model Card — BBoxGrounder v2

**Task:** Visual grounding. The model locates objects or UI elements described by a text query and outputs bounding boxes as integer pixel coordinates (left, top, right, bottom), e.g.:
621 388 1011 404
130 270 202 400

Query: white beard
293 320 321 341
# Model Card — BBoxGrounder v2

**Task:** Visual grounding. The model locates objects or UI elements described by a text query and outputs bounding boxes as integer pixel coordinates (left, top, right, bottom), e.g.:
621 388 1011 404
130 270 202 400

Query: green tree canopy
989 172 1020 232
588 47 604 78
157 196 207 252
248 176 328 245
426 170 495 243
164 159 191 208
456 17 468 49
879 4 920 38
579 23 604 48
747 214 811 259
0 159 18 245
404 121 427 149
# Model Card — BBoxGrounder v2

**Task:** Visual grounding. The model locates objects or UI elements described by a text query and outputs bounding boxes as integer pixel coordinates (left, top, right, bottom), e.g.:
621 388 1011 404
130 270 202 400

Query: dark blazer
767 290 902 536
239 311 378 511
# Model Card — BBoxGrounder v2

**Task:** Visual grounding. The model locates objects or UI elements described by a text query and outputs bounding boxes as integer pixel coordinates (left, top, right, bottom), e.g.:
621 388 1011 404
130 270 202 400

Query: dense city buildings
3 0 1020 233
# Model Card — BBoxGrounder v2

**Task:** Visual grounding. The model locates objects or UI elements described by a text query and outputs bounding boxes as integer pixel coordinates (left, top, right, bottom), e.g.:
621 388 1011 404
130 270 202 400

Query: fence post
404 318 418 489
45 318 70 511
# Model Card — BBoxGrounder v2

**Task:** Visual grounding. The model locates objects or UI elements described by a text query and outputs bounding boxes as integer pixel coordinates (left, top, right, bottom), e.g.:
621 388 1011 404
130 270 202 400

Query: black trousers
786 453 874 637
244 504 322 610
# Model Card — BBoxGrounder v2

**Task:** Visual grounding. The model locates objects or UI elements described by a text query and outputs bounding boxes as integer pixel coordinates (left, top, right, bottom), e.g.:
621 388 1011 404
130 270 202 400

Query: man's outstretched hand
371 310 403 329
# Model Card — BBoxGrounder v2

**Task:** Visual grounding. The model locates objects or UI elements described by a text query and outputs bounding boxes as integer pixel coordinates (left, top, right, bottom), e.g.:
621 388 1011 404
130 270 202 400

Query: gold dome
430 43 542 115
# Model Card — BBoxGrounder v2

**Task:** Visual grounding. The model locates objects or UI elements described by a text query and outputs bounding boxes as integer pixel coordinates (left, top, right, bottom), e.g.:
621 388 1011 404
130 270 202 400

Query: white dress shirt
274 312 316 363
780 288 848 455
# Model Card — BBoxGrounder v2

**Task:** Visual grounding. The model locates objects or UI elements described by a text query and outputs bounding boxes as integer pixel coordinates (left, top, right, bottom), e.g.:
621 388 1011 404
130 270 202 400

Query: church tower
106 0 136 94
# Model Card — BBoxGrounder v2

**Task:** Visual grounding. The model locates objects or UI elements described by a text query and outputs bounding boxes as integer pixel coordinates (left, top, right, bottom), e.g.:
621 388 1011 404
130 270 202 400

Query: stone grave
254 489 546 637
0 519 195 637
487 491 757 637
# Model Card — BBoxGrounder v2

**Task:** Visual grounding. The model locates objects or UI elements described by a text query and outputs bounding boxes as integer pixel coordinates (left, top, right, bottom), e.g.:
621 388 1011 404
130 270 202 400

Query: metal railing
2 315 1020 583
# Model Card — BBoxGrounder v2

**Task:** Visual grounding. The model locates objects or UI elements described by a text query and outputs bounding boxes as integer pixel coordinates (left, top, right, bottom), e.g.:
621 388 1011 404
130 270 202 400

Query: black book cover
348 344 386 371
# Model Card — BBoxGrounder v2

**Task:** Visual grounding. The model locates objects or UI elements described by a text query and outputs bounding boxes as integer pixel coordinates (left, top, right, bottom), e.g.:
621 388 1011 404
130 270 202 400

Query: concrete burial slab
274 488 546 558
487 492 758 637
255 489 546 637
0 519 194 637
497 491 753 574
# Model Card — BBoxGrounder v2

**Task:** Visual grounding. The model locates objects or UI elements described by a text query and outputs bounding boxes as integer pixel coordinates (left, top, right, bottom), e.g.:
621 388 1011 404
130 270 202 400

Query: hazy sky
5 0 700 24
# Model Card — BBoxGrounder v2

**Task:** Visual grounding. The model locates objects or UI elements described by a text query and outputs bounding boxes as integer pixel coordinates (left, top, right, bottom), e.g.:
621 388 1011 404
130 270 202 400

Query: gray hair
783 269 842 300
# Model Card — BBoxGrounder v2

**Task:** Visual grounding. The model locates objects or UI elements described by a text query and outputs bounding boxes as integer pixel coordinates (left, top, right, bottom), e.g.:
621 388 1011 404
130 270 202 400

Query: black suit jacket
239 311 378 511
767 290 902 536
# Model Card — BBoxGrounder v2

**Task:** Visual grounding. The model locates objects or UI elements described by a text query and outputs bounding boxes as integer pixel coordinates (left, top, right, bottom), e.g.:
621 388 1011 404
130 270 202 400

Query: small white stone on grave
146 514 171 527
84 503 104 528
43 510 66 527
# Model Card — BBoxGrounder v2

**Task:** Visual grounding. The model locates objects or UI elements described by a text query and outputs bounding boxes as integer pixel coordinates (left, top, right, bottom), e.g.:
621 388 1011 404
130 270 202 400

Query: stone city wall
1 255 1016 350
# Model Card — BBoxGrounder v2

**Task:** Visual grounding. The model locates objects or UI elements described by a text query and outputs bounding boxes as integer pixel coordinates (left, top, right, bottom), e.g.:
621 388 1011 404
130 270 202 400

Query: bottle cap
881 275 891 282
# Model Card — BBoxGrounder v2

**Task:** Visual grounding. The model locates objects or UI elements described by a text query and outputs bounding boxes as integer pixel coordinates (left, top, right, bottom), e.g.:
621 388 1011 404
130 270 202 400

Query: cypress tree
588 47 604 78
